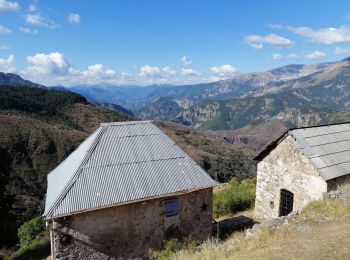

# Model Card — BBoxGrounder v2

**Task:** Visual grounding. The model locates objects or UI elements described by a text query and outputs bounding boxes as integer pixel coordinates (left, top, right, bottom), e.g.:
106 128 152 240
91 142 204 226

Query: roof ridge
45 125 107 217
100 120 152 127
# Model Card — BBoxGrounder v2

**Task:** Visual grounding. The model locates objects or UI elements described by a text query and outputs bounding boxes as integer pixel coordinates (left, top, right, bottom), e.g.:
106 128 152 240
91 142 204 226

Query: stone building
254 123 350 219
44 121 217 259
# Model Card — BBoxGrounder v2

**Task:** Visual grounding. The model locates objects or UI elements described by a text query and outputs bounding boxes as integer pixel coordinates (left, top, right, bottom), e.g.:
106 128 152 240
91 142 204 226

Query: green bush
17 216 45 250
158 238 196 260
213 177 256 217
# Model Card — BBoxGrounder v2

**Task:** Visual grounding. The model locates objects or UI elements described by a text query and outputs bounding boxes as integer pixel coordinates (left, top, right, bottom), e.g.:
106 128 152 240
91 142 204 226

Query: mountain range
173 57 350 130
42 57 350 150
49 60 332 111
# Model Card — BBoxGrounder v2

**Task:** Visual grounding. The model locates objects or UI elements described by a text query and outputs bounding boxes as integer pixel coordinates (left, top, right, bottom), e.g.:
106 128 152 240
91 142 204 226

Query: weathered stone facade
255 135 328 219
51 188 212 259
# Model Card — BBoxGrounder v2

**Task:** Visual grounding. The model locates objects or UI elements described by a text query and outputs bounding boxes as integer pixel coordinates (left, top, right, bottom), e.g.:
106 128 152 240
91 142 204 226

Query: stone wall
255 135 327 219
51 188 212 259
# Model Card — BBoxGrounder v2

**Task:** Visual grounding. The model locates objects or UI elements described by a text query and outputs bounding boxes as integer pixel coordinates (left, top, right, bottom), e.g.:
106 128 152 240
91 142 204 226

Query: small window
279 189 294 217
164 198 179 217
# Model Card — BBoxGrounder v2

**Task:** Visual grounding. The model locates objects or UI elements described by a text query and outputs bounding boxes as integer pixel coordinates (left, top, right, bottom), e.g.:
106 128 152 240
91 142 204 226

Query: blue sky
1 0 350 86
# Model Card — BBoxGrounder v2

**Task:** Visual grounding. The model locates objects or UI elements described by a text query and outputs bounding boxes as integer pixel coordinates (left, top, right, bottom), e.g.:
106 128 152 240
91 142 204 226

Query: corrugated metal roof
44 121 217 218
290 123 350 181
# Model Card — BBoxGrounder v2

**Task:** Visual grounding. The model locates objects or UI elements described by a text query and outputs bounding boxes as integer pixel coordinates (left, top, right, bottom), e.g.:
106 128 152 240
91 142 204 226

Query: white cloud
0 0 19 13
28 3 36 12
249 43 263 49
181 68 201 76
118 71 135 84
287 53 299 59
68 13 80 24
334 47 350 55
0 45 10 50
26 52 70 74
287 25 350 45
245 33 294 49
25 14 42 25
267 23 283 29
210 64 237 77
0 25 11 34
162 66 176 76
20 26 38 34
181 56 192 66
0 54 15 72
304 50 327 59
271 53 299 60
20 52 206 86
136 65 177 83
22 52 121 85
272 53 283 60
80 64 116 78
139 65 161 77
25 13 59 29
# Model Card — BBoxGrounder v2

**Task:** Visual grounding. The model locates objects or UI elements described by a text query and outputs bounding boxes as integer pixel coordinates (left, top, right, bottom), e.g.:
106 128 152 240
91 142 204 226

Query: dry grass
340 182 350 191
173 186 350 260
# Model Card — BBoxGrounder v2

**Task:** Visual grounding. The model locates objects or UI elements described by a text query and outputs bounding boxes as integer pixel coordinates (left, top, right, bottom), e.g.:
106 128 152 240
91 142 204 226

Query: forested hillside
0 86 133 248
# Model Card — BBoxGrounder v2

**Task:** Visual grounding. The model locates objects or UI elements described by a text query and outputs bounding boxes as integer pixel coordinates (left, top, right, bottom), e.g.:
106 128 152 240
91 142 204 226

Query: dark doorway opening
279 189 294 217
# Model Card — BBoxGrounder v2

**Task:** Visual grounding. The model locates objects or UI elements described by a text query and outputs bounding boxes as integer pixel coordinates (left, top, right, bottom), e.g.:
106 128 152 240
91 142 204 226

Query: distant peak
0 72 46 88
341 57 350 62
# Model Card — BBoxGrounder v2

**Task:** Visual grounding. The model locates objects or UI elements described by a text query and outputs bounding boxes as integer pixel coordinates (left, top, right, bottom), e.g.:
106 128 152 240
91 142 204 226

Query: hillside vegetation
213 178 256 217
175 90 350 131
167 184 350 260
0 86 133 248
155 121 256 182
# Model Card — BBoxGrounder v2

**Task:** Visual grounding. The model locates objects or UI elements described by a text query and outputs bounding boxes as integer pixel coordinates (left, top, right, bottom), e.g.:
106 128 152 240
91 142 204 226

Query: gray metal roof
290 123 350 181
44 121 217 218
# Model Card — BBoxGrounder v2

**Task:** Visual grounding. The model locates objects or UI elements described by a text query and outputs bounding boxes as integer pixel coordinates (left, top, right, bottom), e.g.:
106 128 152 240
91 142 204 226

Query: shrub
17 216 46 250
158 238 197 260
213 177 256 217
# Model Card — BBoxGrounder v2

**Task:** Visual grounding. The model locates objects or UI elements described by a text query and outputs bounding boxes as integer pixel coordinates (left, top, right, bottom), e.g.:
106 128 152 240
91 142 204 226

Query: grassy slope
174 184 350 260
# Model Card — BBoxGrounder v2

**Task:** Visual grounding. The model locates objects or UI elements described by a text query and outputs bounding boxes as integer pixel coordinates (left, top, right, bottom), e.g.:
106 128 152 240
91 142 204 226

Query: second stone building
254 122 350 219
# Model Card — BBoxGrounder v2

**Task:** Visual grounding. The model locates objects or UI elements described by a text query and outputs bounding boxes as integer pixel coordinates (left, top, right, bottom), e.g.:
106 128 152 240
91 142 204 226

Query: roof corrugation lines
44 121 217 218
290 123 350 181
